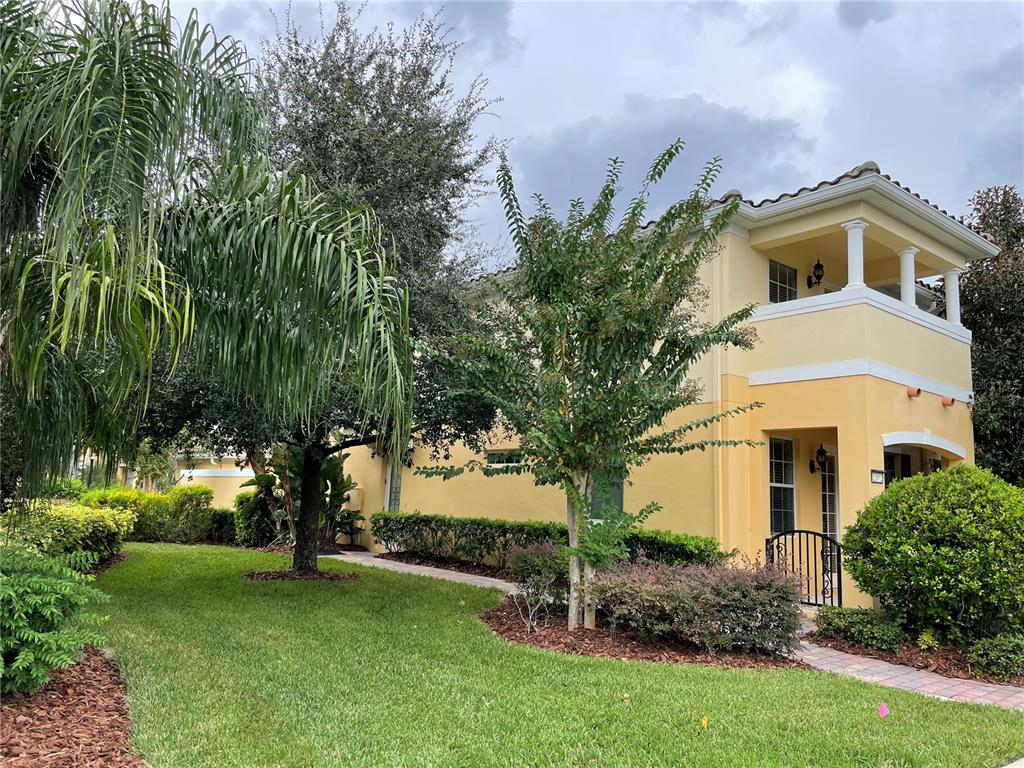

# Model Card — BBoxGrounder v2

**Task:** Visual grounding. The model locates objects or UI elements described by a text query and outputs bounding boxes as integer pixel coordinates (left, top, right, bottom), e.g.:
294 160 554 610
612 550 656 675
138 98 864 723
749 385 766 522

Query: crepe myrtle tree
418 141 761 630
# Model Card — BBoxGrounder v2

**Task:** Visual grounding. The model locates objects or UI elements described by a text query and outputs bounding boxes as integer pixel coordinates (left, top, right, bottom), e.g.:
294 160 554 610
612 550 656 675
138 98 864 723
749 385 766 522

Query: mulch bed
809 634 1024 688
244 570 360 582
0 647 144 768
482 596 806 671
378 551 508 579
86 552 127 576
255 543 369 555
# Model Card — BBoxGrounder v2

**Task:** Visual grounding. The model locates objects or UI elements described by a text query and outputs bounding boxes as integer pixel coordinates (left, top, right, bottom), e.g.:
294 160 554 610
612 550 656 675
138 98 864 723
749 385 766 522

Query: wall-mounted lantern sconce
929 457 943 472
807 260 825 288
808 444 828 474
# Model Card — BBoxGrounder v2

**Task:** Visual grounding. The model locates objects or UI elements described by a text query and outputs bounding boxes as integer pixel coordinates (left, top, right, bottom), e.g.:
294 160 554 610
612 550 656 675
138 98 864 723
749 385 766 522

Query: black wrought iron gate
765 529 843 607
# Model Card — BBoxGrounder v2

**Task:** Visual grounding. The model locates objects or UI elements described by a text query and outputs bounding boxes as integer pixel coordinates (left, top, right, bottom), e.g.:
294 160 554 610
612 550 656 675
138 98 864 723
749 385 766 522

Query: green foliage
590 561 802 656
2 0 412 500
961 186 1024 486
815 607 908 652
370 512 726 571
81 485 216 544
968 634 1024 680
208 508 237 545
0 548 108 695
165 486 215 544
917 629 940 652
509 542 568 632
844 464 1024 642
7 505 135 563
38 477 88 501
233 492 276 548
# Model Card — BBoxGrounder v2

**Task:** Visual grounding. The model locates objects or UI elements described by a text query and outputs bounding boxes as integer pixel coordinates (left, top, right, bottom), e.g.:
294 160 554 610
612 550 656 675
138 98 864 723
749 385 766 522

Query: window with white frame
769 437 795 534
769 259 798 303
485 450 522 467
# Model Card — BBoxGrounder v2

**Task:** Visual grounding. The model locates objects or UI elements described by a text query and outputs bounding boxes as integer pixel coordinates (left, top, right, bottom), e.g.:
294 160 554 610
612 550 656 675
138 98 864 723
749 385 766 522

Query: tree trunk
583 561 596 630
292 440 324 573
566 493 583 631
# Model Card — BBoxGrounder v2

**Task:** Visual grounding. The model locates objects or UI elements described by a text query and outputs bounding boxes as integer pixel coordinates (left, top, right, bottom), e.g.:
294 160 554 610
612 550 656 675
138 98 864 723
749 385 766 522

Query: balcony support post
944 269 961 325
841 219 868 289
897 246 919 307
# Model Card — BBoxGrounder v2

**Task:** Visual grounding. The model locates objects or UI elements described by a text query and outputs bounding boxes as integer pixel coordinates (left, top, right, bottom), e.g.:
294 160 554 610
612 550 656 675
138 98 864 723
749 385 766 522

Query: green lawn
96 543 1024 768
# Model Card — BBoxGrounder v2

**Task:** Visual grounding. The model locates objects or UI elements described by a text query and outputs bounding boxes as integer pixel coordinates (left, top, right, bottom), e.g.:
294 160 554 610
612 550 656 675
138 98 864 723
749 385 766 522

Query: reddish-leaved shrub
590 561 802 656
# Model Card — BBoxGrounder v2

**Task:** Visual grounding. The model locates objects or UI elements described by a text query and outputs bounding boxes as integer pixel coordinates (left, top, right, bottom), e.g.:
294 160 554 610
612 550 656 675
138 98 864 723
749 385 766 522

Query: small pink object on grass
879 703 890 718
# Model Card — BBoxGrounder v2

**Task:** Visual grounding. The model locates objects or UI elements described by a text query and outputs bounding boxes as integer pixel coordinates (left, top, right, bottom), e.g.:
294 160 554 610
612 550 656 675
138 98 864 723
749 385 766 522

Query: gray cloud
835 1 895 31
963 44 1024 94
391 1 523 61
508 93 812 221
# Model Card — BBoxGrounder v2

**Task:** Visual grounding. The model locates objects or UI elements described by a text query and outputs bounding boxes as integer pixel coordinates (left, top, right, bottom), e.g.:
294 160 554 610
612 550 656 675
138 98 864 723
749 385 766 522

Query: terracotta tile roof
716 161 989 239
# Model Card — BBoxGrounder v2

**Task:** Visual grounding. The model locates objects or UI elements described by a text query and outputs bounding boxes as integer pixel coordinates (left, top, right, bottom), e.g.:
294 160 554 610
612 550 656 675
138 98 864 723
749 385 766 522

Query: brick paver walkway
797 640 1024 711
324 552 1024 711
322 550 516 593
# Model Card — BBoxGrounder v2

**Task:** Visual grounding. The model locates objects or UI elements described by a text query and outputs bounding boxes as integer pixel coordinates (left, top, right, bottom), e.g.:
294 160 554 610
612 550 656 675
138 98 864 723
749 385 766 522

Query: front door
820 453 839 583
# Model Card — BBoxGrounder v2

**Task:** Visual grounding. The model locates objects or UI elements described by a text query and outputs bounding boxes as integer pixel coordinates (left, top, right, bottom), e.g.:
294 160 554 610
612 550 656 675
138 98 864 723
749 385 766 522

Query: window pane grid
769 259 798 304
769 437 796 534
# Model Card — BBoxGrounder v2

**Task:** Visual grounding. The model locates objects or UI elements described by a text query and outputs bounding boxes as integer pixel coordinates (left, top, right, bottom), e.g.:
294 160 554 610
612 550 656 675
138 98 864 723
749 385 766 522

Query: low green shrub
8 504 135 562
164 485 214 543
39 476 88 500
209 508 236 545
844 464 1024 642
0 548 108 695
81 484 216 543
370 512 726 571
508 542 568 632
815 607 908 652
234 492 275 548
968 634 1024 680
590 561 802 656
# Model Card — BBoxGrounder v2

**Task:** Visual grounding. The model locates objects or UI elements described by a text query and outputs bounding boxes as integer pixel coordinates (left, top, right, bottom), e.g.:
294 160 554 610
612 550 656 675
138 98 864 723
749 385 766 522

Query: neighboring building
217 162 999 608
173 457 254 509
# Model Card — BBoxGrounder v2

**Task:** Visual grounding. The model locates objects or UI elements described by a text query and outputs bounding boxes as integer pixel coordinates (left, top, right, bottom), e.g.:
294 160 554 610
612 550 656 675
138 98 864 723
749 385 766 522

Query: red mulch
256 544 294 554
809 634 1024 688
379 551 508 579
482 596 806 671
255 543 369 555
0 648 144 768
244 570 359 582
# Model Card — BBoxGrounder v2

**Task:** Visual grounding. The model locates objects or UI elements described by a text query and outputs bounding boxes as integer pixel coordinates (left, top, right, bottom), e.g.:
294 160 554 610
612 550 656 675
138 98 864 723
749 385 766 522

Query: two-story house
333 162 998 609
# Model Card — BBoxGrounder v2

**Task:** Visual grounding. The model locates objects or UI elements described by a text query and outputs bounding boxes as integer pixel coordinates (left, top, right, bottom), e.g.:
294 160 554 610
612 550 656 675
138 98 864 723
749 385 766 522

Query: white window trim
768 437 796 534
819 446 839 541
881 430 966 459
768 259 798 304
179 468 254 478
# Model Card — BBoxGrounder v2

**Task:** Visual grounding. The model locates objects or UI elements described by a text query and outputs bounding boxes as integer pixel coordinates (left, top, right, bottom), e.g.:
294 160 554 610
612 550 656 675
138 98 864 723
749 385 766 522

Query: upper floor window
769 259 798 303
485 450 522 467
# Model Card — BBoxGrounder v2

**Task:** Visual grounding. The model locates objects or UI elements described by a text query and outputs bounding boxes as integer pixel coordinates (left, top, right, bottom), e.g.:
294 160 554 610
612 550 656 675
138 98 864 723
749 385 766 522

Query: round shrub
234 492 275 547
164 485 214 543
844 464 1024 642
0 548 108 695
968 634 1024 680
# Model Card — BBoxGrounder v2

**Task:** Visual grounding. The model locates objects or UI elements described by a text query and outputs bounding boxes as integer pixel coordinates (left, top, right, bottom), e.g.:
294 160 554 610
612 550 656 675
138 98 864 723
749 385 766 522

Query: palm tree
1 0 412 538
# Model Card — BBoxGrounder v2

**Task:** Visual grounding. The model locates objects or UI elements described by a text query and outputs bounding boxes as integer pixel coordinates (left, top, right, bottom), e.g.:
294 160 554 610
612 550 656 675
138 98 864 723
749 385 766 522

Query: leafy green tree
1 0 412 566
419 142 760 629
961 186 1024 485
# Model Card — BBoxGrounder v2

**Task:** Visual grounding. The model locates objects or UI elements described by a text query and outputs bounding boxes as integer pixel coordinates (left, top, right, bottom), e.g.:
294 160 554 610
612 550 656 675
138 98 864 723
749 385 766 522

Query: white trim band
751 284 971 344
748 358 973 402
882 430 967 459
180 468 255 478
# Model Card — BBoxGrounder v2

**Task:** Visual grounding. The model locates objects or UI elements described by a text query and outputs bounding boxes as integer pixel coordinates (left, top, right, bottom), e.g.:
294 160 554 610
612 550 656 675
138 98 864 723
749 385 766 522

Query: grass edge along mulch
810 633 1024 688
244 569 360 582
481 594 808 672
0 647 144 768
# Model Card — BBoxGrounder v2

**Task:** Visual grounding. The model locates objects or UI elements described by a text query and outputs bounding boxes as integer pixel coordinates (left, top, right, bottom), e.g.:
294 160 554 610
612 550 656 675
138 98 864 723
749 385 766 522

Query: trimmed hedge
844 464 1024 642
968 634 1024 680
590 561 802 656
370 512 727 570
81 485 216 544
233 491 275 548
815 606 908 652
9 504 135 562
209 508 236 545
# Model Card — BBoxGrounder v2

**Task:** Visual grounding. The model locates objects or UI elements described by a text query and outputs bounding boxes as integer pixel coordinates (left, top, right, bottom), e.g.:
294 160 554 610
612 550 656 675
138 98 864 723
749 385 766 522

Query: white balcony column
897 246 919 307
841 219 868 289
944 269 962 325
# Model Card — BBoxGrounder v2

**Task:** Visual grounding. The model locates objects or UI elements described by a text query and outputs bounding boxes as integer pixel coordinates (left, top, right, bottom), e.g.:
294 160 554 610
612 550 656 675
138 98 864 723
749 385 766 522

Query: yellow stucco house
191 162 998 608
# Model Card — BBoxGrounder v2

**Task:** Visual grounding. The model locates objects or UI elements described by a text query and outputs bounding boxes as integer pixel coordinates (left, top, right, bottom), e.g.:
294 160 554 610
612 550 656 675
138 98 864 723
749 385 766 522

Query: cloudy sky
180 0 1023 258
